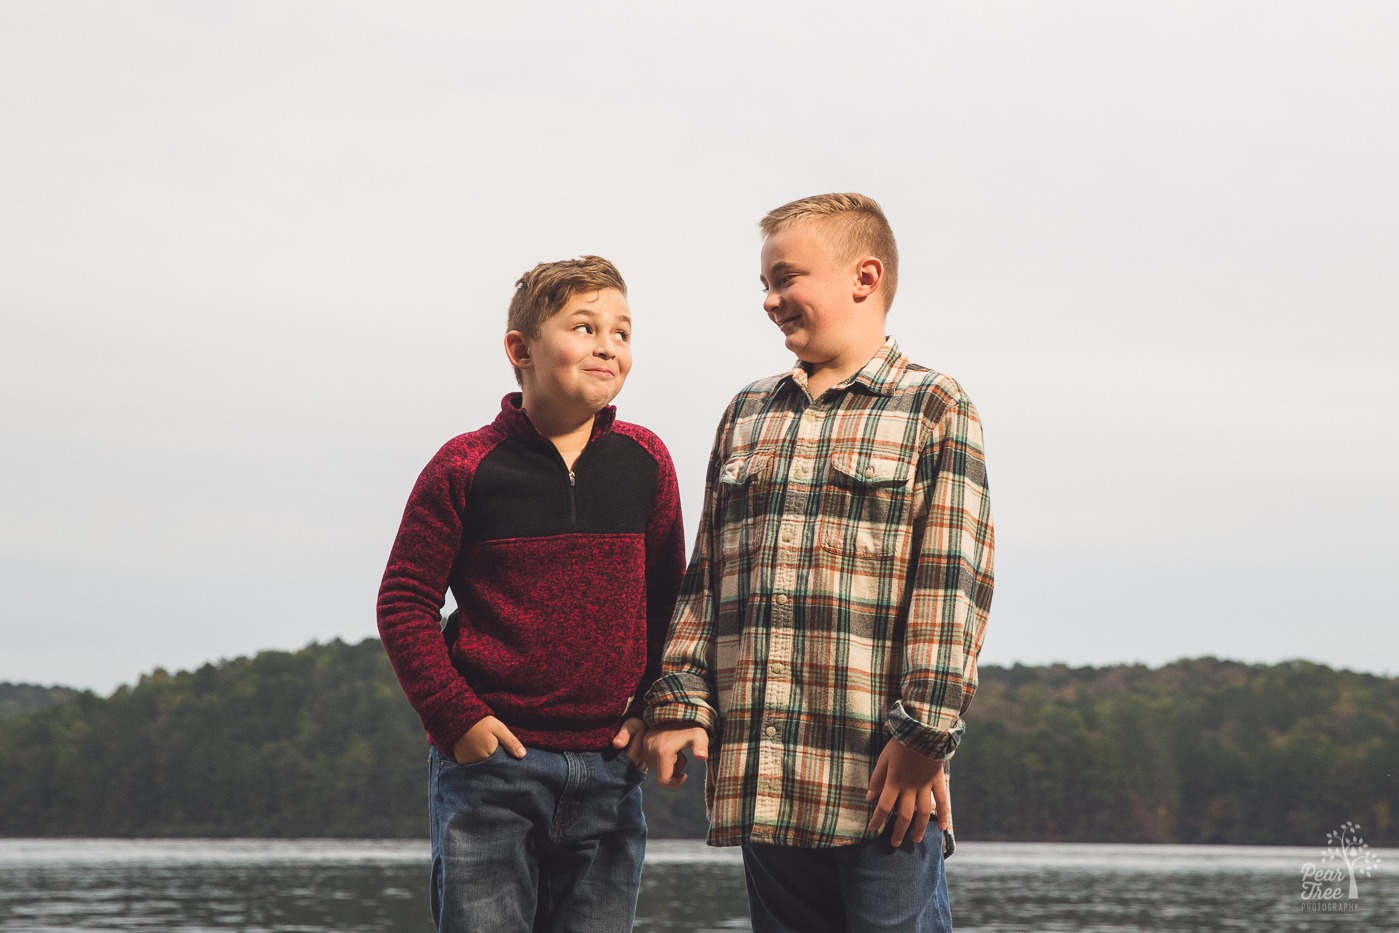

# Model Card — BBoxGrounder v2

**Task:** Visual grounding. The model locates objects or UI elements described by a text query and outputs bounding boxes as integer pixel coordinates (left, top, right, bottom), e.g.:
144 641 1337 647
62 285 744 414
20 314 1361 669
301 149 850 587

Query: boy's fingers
889 804 912 847
934 769 953 832
867 786 895 835
612 722 633 747
654 746 683 786
693 730 710 761
910 795 933 845
865 757 888 802
496 725 527 758
661 750 689 788
888 789 931 848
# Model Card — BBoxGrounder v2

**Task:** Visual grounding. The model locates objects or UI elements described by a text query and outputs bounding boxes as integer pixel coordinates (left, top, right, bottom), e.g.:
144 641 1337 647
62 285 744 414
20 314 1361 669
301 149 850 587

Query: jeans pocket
623 754 648 779
447 744 506 768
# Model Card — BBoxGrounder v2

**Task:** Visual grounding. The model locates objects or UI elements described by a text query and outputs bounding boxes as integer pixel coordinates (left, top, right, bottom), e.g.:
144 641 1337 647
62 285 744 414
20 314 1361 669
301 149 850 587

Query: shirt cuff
644 672 719 732
886 700 965 760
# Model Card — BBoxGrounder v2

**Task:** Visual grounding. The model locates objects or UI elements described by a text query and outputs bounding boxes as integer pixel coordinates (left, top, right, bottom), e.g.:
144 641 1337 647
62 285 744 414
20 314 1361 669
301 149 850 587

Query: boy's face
513 287 632 415
759 222 874 365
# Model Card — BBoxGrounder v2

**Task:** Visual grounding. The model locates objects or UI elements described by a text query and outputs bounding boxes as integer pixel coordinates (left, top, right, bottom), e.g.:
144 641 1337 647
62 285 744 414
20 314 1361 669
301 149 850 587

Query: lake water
1 838 1395 932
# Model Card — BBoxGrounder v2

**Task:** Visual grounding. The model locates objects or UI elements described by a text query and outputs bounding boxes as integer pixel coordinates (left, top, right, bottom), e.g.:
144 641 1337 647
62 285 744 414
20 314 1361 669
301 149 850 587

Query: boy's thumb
499 726 527 758
694 732 710 761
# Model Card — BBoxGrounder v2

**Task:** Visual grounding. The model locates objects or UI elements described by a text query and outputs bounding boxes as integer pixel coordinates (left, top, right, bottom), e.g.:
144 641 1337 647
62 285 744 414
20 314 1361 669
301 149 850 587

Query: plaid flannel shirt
645 339 995 848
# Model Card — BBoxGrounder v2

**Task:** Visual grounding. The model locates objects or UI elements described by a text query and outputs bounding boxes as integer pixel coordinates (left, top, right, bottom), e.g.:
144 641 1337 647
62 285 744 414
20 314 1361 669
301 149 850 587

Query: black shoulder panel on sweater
462 433 658 541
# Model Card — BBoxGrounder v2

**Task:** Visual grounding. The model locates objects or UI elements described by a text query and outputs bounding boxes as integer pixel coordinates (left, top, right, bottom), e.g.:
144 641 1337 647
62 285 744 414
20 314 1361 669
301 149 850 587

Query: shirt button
765 725 778 738
794 466 808 479
780 530 794 544
776 594 789 605
772 662 785 674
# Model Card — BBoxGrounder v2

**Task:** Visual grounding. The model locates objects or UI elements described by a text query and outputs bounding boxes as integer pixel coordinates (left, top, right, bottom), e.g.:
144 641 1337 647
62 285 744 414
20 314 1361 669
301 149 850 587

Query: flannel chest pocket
819 449 912 561
718 450 772 559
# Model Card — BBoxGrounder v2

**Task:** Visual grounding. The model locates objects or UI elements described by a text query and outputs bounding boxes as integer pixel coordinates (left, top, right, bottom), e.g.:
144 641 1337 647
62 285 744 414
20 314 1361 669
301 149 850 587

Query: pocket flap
830 450 910 487
720 451 771 486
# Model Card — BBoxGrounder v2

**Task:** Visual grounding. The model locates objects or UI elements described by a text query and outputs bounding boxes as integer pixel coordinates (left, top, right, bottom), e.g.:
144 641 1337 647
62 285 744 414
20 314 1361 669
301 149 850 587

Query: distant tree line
0 683 79 721
954 658 1399 846
0 638 704 839
0 641 1393 845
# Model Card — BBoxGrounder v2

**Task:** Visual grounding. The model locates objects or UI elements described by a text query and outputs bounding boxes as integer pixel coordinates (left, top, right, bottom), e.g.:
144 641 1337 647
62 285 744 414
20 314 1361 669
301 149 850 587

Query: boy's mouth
773 313 801 331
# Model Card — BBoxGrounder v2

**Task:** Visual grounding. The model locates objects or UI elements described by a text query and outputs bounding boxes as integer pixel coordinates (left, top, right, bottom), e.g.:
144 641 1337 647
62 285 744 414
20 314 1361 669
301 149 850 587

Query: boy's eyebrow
763 261 800 281
566 306 631 325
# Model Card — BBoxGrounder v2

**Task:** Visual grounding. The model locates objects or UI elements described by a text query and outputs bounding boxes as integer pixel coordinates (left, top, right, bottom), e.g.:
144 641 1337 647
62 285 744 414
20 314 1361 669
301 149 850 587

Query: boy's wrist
642 703 716 733
886 701 963 761
432 704 495 757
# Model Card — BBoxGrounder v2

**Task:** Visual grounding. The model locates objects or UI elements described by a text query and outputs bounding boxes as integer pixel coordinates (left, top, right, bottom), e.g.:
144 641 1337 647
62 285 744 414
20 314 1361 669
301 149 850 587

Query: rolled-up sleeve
644 407 737 734
887 394 995 760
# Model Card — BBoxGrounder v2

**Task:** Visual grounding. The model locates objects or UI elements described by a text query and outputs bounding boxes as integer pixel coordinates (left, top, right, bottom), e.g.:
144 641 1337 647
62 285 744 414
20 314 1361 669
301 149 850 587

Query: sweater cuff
425 695 494 755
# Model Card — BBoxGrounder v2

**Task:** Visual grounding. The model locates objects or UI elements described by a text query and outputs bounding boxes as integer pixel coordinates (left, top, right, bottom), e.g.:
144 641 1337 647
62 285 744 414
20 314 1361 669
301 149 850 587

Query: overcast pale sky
3 1 1396 694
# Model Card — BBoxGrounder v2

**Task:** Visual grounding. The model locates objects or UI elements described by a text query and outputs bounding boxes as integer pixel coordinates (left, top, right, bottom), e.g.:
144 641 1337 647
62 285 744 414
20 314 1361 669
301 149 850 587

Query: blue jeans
741 827 952 933
428 744 647 933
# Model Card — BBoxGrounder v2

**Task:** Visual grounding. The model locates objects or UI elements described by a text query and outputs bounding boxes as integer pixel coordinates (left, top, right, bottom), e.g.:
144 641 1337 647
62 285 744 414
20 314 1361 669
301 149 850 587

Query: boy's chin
784 331 824 359
524 382 624 415
582 382 625 410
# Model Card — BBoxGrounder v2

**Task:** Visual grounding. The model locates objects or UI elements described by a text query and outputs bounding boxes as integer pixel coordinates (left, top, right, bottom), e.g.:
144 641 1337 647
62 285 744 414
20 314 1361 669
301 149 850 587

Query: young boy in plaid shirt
644 194 995 933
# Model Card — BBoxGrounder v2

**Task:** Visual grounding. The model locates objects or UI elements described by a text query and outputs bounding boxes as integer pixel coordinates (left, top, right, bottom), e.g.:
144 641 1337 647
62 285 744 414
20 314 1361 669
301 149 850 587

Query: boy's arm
888 392 996 760
624 433 687 720
643 406 736 734
376 443 494 753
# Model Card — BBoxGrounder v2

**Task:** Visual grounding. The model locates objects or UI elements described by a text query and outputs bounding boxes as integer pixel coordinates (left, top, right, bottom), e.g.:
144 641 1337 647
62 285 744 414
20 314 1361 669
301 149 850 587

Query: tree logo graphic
1301 821 1382 907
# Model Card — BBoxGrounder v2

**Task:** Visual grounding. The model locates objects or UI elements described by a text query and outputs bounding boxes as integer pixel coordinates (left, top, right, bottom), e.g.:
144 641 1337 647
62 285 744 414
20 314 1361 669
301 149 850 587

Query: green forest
1 639 1394 846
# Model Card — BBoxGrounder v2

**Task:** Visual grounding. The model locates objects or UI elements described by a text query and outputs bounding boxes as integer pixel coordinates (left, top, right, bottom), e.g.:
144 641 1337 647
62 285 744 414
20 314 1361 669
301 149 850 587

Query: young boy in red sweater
377 256 685 933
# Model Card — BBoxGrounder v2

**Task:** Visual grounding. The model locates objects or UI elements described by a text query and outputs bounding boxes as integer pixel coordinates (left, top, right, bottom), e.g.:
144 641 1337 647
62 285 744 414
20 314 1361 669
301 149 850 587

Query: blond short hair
759 193 899 311
506 256 628 385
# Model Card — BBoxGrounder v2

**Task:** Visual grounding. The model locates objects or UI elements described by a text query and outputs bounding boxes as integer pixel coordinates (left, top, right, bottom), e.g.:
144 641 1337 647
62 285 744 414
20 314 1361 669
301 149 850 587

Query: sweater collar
496 393 617 445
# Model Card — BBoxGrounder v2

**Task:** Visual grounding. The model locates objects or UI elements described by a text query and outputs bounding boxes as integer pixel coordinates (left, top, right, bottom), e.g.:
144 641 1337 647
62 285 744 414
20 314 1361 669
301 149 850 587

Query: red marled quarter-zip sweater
377 393 685 754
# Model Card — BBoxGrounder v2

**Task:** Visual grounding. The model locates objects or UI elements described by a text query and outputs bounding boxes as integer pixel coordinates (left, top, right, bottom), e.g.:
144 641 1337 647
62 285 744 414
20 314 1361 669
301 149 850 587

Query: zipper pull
568 470 576 487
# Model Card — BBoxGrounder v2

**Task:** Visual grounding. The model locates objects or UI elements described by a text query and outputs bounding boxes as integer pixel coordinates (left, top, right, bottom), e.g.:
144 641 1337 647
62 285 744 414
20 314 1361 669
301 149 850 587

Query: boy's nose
763 292 781 314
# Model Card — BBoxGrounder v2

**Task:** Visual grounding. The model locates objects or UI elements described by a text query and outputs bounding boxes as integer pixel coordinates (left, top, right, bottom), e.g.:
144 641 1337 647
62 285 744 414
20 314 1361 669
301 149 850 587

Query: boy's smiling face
759 221 882 369
512 287 632 417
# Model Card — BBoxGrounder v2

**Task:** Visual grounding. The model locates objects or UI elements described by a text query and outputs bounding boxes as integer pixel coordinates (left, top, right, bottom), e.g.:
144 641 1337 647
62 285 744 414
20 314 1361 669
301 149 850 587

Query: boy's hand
643 723 709 789
453 715 527 764
866 739 951 848
612 716 649 770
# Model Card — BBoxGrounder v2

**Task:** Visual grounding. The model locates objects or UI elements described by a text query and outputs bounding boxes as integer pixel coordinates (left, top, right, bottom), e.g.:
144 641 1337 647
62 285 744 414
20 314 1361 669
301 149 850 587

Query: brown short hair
759 193 899 311
506 256 627 385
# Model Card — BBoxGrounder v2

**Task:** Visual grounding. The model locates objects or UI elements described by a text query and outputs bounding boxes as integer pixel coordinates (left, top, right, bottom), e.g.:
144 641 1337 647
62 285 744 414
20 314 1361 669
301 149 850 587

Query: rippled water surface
1 838 1394 931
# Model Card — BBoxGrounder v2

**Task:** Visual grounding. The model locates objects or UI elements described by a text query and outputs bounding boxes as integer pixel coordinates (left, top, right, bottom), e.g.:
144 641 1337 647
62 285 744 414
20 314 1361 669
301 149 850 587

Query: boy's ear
504 330 533 371
852 256 883 303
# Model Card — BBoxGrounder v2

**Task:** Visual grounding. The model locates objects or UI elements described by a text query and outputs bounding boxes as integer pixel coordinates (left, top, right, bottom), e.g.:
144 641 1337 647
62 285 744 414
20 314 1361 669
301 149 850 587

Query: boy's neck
802 331 888 399
519 393 599 469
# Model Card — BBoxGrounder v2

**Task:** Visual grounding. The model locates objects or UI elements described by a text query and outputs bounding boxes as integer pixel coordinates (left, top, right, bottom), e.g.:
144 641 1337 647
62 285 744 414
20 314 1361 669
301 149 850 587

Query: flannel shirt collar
782 337 906 399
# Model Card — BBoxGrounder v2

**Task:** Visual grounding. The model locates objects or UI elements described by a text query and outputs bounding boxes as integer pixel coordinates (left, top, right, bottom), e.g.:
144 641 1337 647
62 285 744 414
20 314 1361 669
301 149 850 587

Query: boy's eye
616 330 630 342
574 323 594 334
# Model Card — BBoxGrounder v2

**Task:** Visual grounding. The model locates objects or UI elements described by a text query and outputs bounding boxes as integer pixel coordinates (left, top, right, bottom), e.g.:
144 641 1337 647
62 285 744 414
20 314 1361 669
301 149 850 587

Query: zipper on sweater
568 469 577 524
